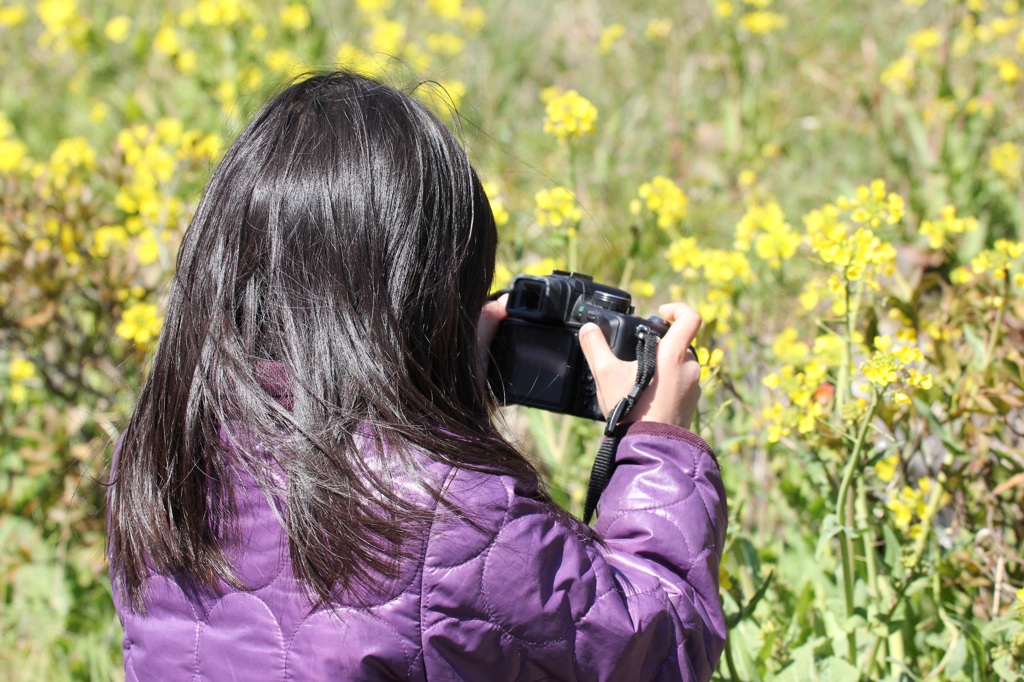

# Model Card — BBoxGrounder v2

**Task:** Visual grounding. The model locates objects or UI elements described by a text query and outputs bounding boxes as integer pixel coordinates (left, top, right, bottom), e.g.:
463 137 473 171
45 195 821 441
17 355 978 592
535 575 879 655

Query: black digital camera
487 271 670 421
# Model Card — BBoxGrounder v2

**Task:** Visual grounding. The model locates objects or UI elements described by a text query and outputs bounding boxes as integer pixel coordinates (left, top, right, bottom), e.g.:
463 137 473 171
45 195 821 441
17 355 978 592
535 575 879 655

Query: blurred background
1 0 1023 679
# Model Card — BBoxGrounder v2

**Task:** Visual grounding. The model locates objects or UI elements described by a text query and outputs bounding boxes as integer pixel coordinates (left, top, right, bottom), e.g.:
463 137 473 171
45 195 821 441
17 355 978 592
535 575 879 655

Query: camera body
487 271 669 421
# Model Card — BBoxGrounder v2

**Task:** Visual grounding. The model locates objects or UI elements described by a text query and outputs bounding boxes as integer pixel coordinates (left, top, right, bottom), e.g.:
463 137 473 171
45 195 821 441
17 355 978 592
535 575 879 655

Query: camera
487 271 669 421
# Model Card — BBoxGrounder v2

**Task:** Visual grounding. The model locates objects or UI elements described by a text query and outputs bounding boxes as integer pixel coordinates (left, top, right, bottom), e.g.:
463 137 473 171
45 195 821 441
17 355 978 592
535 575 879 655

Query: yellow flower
0 6 28 26
266 49 306 81
919 205 980 249
995 57 1020 83
7 356 36 404
91 225 130 258
542 89 598 143
522 257 566 277
908 27 941 52
874 454 899 483
336 43 380 77
636 176 689 229
0 138 28 173
135 231 161 265
358 0 394 12
771 328 810 365
9 357 35 382
176 49 198 74
739 11 787 34
368 18 405 56
697 347 724 382
426 32 464 57
631 279 656 298
459 6 485 30
482 181 509 227
599 23 626 54
154 27 180 56
37 0 77 30
534 187 581 228
990 141 1021 184
881 56 915 94
645 18 672 40
116 302 163 349
427 0 464 19
720 564 732 591
735 199 798 268
280 4 311 30
104 15 131 43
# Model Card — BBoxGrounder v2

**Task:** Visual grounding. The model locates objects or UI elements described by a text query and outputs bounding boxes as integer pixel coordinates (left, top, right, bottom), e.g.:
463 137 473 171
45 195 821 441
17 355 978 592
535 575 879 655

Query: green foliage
2 0 1024 680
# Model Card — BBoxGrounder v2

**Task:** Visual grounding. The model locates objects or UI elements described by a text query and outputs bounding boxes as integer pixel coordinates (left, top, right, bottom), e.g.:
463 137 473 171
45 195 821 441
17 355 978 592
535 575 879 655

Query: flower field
2 0 1024 679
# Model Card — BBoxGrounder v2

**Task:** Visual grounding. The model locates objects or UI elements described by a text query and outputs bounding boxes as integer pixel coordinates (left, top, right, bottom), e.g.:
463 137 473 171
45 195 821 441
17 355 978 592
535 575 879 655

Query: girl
108 71 727 681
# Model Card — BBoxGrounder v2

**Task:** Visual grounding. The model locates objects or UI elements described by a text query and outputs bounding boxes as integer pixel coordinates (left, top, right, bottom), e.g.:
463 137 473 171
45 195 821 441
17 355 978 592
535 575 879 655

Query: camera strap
582 328 660 525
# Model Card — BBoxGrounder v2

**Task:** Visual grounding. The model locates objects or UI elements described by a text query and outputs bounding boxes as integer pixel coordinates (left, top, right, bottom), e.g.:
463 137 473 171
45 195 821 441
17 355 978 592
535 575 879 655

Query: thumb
578 323 614 374
580 323 638 416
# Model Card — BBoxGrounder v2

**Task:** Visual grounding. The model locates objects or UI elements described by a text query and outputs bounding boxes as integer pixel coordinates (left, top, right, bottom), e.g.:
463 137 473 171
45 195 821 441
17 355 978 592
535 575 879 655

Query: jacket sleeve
419 422 728 682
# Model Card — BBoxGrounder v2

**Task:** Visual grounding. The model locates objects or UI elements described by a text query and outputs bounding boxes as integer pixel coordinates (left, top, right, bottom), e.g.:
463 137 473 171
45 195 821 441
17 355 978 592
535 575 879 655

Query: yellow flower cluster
953 239 1024 289
630 176 689 229
115 120 219 226
645 18 673 41
116 302 163 350
667 238 754 286
989 141 1021 184
762 358 829 442
0 114 29 173
918 204 980 249
179 0 251 27
759 326 866 443
860 334 933 405
885 478 949 536
805 187 900 294
881 56 916 94
482 181 510 227
836 179 905 228
279 4 311 31
542 89 598 144
734 199 799 268
696 346 725 383
37 0 89 55
666 239 753 331
6 356 36 405
41 137 96 192
534 187 582 229
599 24 625 54
908 27 942 52
715 0 787 34
739 11 788 34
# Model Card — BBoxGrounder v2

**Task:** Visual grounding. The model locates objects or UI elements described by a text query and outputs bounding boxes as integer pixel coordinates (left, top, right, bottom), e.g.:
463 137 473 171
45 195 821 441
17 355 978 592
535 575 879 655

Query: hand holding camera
579 302 702 430
483 271 701 429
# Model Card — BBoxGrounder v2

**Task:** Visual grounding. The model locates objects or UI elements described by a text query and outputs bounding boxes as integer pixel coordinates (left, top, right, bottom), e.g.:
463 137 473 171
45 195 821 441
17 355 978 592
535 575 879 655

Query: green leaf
816 513 855 561
818 656 860 682
773 638 827 682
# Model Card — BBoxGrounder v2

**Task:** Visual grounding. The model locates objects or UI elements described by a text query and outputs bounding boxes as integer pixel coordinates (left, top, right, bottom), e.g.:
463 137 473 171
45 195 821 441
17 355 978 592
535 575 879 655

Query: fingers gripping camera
487 271 670 420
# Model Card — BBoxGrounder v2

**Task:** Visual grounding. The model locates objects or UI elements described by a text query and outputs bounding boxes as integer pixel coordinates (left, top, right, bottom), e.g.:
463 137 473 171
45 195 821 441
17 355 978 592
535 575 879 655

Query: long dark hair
108 72 542 609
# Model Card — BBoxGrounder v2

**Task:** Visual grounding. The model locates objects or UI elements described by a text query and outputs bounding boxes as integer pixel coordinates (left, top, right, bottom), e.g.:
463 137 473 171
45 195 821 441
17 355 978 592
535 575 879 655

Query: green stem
834 390 881 665
834 277 854 427
567 142 579 273
905 470 948 571
724 632 740 681
982 271 1010 376
856 481 881 616
835 391 880 530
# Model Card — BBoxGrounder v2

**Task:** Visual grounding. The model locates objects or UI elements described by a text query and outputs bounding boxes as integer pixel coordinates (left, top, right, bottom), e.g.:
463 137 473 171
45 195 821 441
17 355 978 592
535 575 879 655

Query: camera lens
592 290 631 313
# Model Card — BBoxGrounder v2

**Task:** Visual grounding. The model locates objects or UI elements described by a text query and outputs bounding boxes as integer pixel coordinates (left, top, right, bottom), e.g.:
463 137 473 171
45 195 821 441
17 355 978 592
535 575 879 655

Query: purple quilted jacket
112 421 727 681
